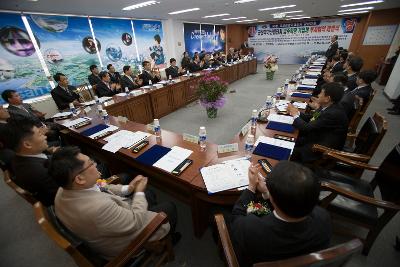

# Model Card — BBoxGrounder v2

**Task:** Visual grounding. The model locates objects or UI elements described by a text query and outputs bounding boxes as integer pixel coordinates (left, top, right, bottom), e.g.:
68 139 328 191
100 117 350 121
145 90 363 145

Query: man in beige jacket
48 146 174 260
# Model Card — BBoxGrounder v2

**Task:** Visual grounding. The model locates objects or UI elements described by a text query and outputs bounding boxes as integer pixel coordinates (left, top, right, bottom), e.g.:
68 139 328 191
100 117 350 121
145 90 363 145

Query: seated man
2 89 46 122
49 146 178 260
287 82 348 163
96 71 120 97
165 58 185 79
188 55 204 73
88 64 102 86
330 55 343 73
107 64 121 85
229 161 331 267
51 72 81 110
344 56 363 91
139 61 161 86
120 65 143 91
0 106 14 171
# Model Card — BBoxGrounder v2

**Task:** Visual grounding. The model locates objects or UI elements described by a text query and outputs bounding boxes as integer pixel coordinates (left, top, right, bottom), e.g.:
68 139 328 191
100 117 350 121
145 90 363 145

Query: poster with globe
200 24 216 53
0 13 50 104
184 23 201 57
90 18 140 73
214 25 226 53
133 20 166 68
27 15 100 87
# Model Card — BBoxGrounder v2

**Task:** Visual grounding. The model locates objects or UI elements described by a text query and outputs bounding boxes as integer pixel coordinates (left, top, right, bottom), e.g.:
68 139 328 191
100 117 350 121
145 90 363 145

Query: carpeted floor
1 64 399 267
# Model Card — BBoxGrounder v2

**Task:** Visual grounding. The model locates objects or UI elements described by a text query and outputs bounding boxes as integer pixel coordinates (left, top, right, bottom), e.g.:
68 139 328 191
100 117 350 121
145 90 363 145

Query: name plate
217 143 239 154
183 133 199 144
240 122 251 136
83 107 91 113
104 99 115 106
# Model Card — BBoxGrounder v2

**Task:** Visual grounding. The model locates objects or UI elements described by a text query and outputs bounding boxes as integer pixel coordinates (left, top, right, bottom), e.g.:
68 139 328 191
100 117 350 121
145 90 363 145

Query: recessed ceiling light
338 6 374 12
259 5 296 11
122 1 159 11
286 16 311 20
222 16 247 21
281 10 303 14
234 0 257 4
203 13 230 18
337 10 370 15
285 14 306 18
341 1 384 8
236 19 259 22
168 8 200 15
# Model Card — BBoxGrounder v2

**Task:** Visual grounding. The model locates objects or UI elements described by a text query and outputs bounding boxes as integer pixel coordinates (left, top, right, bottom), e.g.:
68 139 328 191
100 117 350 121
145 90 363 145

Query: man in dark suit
344 56 363 91
226 47 238 63
120 65 143 91
181 51 191 70
0 106 14 171
325 35 338 60
107 64 121 85
287 82 349 163
165 58 185 79
95 71 120 97
139 61 161 86
330 55 343 73
88 64 102 86
51 72 81 110
7 117 59 206
229 161 331 267
2 89 46 122
188 55 204 73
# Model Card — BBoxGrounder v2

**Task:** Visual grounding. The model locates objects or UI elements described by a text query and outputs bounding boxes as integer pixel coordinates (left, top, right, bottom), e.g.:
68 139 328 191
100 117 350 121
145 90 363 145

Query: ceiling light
286 16 311 20
236 19 259 22
338 7 374 12
234 0 257 3
222 16 246 21
337 10 370 15
281 10 303 14
272 13 286 19
286 14 306 18
122 1 159 11
203 13 230 18
259 5 296 11
341 1 384 8
168 8 200 15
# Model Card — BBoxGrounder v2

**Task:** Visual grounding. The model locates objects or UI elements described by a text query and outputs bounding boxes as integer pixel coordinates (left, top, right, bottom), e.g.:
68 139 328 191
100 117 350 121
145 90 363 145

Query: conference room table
57 58 315 238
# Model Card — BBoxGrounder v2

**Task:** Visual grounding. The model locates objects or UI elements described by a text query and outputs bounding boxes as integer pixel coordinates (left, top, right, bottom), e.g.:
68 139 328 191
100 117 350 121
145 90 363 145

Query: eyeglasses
75 158 96 176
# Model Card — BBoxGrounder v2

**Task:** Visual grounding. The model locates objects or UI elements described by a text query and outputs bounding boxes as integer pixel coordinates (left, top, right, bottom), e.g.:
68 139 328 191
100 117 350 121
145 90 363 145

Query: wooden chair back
3 170 37 205
76 83 94 102
348 90 376 134
353 112 387 157
214 214 362 267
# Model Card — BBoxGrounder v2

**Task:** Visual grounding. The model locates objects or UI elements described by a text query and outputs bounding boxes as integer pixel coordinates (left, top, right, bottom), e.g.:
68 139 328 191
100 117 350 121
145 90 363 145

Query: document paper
102 130 150 153
267 114 294 124
153 146 193 173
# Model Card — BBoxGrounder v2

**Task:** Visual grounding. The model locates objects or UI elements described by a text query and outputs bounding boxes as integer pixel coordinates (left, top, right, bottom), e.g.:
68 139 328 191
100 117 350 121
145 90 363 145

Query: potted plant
196 74 228 118
264 55 278 80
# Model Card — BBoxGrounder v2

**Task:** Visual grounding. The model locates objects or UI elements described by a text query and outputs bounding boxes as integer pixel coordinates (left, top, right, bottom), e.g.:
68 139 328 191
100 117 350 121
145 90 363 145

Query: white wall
162 19 185 67
385 25 400 59
384 56 400 99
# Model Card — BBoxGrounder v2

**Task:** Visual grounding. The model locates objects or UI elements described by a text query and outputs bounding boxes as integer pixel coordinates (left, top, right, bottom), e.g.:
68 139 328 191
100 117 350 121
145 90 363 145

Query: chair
319 143 400 255
214 214 362 267
348 90 376 134
313 112 387 178
76 83 94 102
34 201 174 267
2 169 37 205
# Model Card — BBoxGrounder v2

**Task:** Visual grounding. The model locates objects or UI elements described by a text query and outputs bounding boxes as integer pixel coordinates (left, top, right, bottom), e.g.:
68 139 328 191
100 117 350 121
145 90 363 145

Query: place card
217 143 239 154
83 106 92 113
240 122 251 136
104 99 115 106
183 133 199 144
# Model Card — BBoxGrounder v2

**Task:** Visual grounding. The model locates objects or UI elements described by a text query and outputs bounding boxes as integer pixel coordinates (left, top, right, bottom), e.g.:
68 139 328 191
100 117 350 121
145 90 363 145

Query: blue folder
135 145 171 166
291 92 312 98
253 142 291 161
266 121 295 133
297 85 315 91
80 124 109 137
305 74 319 79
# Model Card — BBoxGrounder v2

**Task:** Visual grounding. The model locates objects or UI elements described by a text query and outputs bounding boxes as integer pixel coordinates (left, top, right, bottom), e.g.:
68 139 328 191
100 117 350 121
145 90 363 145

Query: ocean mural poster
214 25 226 53
27 14 99 87
0 13 50 104
184 23 201 57
133 20 166 68
90 18 140 73
200 24 215 53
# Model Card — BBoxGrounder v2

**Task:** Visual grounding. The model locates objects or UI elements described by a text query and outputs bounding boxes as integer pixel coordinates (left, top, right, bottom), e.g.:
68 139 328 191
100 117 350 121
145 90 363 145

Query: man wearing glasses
48 146 177 261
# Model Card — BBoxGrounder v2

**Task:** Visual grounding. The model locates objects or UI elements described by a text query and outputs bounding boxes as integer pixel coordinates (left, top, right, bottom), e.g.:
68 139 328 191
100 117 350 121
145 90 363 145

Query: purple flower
200 96 226 109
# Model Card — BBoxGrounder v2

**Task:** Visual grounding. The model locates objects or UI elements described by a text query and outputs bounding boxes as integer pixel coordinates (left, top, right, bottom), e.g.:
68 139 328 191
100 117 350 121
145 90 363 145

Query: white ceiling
1 0 400 24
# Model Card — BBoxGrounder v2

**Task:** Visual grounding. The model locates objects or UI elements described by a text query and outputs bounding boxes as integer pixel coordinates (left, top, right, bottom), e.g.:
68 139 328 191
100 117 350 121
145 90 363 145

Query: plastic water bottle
101 110 109 124
97 104 103 118
169 75 172 82
199 126 207 149
69 103 76 115
186 70 190 76
251 109 257 131
265 96 273 109
149 79 153 88
153 119 161 139
245 134 255 159
125 87 129 94
94 95 99 105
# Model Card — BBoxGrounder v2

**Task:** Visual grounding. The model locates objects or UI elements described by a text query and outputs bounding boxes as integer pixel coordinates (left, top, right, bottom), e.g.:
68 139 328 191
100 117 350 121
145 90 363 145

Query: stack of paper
306 71 321 76
98 96 113 103
52 111 72 119
293 102 307 109
62 117 91 128
153 146 193 172
116 93 128 97
82 100 95 106
255 136 295 154
267 114 294 124
102 130 151 153
302 79 317 86
201 158 251 193
89 125 119 139
275 100 290 112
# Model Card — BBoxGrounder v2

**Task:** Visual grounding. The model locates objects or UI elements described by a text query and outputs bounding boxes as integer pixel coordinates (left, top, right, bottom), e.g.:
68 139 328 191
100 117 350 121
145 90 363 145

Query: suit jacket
230 189 331 267
109 72 121 84
292 104 348 162
12 155 58 206
340 84 372 118
346 73 358 92
120 75 139 91
55 187 170 260
7 103 43 122
95 81 117 97
331 62 343 73
325 41 338 59
227 53 238 62
88 74 102 86
0 122 14 171
51 85 80 110
139 71 160 86
188 62 202 73
181 57 191 70
165 66 180 79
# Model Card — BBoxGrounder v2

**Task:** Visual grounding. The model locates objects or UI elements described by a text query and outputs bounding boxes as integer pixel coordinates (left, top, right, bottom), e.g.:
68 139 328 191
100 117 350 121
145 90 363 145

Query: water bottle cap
101 110 108 115
248 134 254 138
200 126 205 130
69 103 74 108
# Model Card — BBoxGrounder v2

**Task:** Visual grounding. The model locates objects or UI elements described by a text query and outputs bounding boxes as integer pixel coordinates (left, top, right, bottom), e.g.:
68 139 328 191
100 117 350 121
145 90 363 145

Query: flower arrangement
264 55 279 72
196 74 228 118
246 201 271 216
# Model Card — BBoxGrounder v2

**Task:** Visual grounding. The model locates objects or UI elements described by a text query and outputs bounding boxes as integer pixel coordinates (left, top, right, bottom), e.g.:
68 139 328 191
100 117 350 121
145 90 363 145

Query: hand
287 103 299 117
129 175 148 192
46 146 60 154
256 172 269 194
248 165 259 193
73 100 82 106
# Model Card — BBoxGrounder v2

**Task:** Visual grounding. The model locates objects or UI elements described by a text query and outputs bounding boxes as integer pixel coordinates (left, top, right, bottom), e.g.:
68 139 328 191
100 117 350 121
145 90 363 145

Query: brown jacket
55 185 170 260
